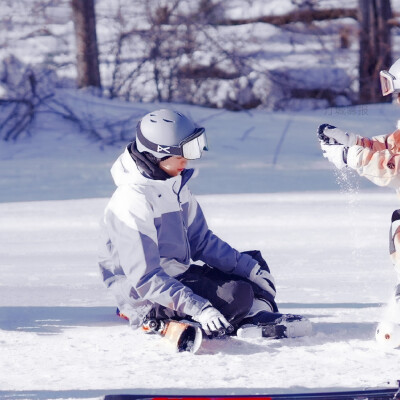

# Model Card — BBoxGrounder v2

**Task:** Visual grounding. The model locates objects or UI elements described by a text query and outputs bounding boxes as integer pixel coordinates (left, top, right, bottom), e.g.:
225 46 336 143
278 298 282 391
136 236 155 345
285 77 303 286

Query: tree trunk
358 0 392 104
71 0 101 89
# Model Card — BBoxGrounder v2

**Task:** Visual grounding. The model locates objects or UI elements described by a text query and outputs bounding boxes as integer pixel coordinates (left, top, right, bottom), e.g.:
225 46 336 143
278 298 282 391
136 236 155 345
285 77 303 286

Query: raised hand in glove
249 264 276 298
317 124 357 147
193 304 233 337
320 142 348 169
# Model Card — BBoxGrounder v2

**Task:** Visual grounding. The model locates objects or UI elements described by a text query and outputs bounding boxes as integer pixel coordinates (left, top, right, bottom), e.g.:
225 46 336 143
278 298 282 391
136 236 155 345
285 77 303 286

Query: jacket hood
111 148 152 187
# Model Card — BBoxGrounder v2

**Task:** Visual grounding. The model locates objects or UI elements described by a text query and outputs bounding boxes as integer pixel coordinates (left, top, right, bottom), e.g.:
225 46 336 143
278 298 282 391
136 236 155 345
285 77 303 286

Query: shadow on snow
0 303 381 344
0 306 118 334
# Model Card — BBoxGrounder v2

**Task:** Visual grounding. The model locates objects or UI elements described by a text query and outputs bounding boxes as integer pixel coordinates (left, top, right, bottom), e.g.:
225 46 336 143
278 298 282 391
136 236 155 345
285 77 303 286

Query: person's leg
241 250 279 312
375 211 400 348
236 291 313 339
389 210 400 299
141 264 254 330
177 264 254 328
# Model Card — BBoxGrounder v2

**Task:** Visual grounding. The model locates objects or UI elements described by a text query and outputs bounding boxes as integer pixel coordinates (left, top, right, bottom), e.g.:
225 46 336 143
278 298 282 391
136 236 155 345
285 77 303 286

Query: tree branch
213 8 358 26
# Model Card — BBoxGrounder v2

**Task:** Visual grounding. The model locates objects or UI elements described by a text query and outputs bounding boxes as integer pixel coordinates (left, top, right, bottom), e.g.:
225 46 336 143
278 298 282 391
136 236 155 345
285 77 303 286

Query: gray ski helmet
136 109 207 159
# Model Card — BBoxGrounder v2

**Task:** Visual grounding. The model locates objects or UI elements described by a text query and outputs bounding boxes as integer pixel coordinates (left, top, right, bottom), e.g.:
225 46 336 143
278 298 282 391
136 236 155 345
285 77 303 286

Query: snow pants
146 250 278 328
147 269 276 329
147 264 254 328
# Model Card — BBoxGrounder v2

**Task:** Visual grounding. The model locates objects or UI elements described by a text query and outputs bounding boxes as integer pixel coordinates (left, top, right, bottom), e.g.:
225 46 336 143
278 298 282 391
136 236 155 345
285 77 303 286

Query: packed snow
1 94 400 400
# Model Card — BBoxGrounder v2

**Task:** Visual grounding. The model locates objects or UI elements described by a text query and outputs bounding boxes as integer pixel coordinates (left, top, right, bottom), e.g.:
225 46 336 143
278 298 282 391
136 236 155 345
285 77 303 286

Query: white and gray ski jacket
98 148 257 328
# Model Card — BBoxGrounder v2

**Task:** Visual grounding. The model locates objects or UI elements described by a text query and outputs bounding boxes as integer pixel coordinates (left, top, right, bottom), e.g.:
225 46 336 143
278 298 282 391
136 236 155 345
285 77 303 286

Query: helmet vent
163 118 174 123
150 119 156 123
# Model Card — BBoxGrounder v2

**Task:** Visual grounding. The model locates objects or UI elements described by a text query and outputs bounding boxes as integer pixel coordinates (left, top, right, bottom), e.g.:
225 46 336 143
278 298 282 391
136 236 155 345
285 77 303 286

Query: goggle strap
136 124 182 156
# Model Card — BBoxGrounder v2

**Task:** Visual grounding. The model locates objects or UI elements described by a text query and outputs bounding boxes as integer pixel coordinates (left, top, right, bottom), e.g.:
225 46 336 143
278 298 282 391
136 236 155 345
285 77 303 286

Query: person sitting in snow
318 58 400 347
98 108 311 341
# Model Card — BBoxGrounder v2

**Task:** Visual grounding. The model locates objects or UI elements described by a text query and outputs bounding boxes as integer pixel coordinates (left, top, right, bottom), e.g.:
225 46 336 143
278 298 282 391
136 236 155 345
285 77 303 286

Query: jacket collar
111 148 194 191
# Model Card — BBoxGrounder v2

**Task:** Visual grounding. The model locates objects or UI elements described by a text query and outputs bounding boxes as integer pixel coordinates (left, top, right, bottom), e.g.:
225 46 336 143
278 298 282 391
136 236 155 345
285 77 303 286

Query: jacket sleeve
100 187 208 318
347 130 400 189
186 191 257 278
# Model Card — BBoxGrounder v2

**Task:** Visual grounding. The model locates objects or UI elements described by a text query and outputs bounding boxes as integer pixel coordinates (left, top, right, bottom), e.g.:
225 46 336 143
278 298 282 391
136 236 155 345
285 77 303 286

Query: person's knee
223 280 254 316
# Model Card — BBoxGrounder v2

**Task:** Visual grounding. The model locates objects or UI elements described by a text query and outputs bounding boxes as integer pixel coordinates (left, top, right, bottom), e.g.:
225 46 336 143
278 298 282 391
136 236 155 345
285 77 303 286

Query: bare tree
71 0 101 89
103 0 263 110
4 0 398 118
0 57 55 141
358 0 393 104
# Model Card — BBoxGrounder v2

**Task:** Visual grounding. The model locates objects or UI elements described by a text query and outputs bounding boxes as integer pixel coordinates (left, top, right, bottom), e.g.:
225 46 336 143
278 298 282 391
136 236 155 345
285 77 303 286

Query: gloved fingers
203 320 223 338
317 123 337 142
212 321 226 337
208 316 233 337
267 279 276 294
253 264 276 284
261 282 277 298
202 323 212 336
259 269 275 285
250 264 277 298
218 315 233 332
320 137 341 148
199 314 233 338
254 277 276 297
323 128 342 144
257 270 276 295
320 125 357 147
263 279 276 296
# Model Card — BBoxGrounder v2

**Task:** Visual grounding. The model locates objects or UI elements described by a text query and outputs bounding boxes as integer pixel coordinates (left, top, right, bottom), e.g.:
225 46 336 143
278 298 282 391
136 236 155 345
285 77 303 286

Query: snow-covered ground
1 97 400 399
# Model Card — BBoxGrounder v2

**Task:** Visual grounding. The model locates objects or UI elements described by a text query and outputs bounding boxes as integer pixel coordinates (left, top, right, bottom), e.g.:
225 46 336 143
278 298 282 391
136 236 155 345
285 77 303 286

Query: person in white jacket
99 109 311 339
318 58 400 347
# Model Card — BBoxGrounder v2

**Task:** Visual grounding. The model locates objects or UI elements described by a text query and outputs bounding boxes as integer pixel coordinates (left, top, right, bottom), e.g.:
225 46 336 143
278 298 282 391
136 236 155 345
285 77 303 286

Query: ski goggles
380 70 396 96
179 128 208 159
137 125 208 160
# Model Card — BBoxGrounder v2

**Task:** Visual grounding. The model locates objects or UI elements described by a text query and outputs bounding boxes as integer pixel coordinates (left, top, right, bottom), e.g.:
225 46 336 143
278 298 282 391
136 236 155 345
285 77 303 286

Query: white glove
320 142 347 169
319 124 357 147
249 264 276 298
193 305 233 337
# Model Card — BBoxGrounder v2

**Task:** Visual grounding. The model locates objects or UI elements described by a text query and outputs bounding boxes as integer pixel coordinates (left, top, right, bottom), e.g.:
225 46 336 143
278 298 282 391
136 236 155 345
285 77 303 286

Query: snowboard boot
237 311 312 339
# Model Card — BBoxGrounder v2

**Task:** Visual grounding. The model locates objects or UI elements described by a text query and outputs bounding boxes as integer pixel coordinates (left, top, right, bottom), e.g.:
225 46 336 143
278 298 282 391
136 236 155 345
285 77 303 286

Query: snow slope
0 90 397 203
1 98 400 399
